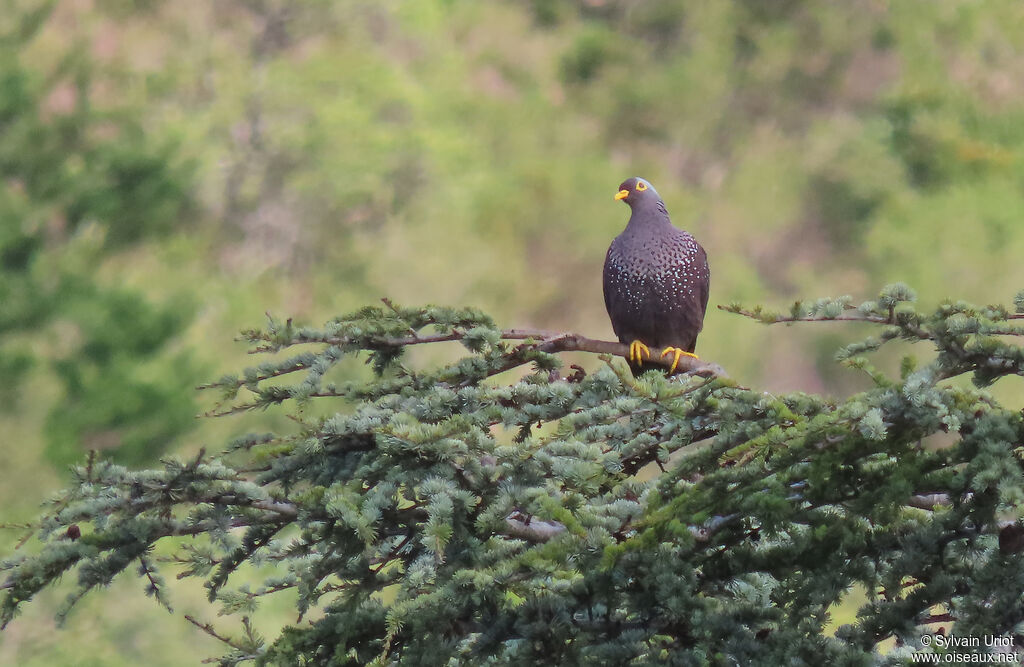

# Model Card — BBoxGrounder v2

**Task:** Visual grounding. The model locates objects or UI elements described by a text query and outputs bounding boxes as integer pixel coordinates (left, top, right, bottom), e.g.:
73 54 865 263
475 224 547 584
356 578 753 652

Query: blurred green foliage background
4 0 1024 663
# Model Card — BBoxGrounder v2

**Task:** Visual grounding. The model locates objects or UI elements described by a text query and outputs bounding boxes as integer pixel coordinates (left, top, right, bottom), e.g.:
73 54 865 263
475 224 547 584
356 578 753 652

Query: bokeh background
4 1 1024 663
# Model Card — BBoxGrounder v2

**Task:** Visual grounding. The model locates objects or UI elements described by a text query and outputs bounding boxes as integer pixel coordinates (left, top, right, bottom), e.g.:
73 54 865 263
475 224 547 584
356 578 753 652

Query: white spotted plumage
603 178 710 356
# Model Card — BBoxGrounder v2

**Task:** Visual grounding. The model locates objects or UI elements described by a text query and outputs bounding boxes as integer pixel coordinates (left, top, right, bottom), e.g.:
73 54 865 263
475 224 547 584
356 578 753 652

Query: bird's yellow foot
628 340 651 365
660 346 699 373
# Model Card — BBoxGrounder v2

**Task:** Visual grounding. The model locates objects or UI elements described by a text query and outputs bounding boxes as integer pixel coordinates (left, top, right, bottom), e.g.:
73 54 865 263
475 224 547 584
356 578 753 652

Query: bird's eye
636 181 647 191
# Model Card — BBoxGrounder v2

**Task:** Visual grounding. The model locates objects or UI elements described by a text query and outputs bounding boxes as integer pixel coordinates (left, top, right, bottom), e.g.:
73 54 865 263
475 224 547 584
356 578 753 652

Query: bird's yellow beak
614 189 629 201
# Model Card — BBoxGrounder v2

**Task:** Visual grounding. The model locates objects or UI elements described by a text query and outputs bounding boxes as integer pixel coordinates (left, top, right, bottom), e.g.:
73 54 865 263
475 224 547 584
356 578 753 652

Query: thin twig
184 613 249 652
721 306 932 339
370 533 412 573
381 297 419 338
719 306 892 325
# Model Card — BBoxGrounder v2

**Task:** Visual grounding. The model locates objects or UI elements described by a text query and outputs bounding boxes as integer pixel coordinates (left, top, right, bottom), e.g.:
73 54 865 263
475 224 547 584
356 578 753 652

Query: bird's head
614 177 660 207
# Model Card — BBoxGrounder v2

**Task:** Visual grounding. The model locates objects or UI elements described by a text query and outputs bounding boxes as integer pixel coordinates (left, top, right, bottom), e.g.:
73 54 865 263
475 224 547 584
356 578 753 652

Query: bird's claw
628 340 651 365
660 346 699 374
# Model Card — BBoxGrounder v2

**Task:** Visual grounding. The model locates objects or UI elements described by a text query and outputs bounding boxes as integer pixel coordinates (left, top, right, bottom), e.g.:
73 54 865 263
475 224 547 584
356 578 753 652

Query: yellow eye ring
636 181 647 192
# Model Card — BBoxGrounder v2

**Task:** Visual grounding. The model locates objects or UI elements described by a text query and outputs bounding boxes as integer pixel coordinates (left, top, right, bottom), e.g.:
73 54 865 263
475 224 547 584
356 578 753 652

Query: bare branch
919 612 954 625
504 513 567 542
906 493 951 510
481 331 724 379
250 500 298 517
202 327 728 411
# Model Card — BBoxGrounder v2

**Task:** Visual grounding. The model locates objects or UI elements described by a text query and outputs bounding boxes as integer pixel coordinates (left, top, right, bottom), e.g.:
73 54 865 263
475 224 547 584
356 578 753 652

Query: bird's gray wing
602 245 630 343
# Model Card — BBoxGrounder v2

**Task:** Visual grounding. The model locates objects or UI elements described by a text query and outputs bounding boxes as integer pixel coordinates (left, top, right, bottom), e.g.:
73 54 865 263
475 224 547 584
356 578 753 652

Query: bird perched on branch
603 177 710 374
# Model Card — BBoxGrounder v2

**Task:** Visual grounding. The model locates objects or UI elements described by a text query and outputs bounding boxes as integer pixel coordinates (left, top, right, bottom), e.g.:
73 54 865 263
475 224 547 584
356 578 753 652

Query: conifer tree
3 284 1024 665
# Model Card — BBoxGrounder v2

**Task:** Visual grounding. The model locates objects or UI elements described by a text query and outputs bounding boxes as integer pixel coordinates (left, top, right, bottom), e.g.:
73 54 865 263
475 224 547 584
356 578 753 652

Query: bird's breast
609 229 701 276
606 230 706 309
